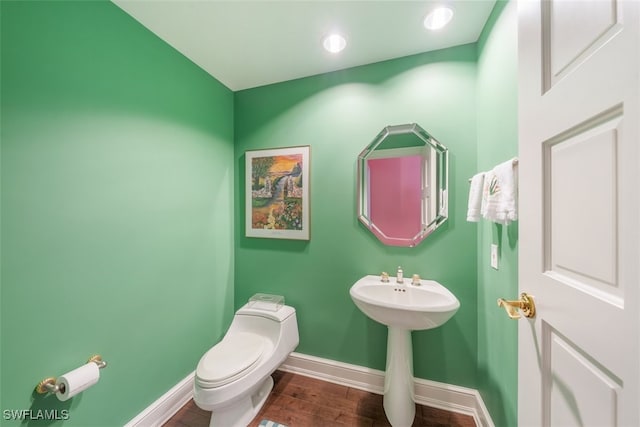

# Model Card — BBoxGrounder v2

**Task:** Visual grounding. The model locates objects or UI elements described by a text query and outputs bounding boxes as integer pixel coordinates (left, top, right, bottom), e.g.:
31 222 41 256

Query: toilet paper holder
36 355 107 395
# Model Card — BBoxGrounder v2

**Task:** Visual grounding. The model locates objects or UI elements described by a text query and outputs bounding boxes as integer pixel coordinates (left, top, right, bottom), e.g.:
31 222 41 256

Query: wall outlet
491 244 499 270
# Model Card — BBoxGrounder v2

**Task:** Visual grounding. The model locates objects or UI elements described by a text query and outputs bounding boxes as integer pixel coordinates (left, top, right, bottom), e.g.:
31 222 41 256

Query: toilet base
208 376 274 427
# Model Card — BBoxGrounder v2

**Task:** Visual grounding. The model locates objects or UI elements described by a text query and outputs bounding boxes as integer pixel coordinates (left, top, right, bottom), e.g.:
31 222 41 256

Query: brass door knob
497 292 536 319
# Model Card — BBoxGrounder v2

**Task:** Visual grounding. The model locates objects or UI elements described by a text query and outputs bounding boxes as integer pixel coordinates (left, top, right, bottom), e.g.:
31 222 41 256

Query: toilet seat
196 332 265 388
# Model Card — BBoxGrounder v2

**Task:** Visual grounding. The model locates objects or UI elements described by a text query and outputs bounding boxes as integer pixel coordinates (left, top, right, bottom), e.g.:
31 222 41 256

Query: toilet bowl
193 302 299 427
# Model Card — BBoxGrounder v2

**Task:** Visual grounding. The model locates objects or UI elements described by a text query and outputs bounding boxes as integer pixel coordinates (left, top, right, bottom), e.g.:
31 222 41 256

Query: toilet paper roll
55 362 100 401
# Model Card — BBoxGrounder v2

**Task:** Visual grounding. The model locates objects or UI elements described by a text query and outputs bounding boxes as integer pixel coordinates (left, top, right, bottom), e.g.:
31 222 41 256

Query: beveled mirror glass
357 123 448 247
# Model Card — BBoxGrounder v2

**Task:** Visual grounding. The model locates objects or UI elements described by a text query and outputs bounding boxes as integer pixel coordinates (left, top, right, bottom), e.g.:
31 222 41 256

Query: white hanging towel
481 158 518 225
467 172 485 222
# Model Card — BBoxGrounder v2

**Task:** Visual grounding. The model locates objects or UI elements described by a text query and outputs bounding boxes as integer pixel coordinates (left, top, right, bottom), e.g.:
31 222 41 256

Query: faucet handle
411 274 421 286
380 272 389 283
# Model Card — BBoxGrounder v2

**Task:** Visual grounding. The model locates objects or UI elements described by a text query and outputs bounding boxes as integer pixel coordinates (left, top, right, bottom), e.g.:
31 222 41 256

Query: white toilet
193 297 299 427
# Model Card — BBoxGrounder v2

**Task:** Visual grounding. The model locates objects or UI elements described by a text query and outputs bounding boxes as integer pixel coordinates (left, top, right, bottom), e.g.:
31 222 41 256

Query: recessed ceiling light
323 34 347 54
424 6 454 30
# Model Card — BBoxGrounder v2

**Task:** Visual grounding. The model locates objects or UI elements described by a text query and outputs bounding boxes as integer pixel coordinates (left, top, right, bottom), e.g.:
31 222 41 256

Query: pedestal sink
350 275 460 426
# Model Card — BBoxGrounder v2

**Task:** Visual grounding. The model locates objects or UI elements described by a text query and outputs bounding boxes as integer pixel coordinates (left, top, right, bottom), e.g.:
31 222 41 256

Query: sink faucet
396 266 404 284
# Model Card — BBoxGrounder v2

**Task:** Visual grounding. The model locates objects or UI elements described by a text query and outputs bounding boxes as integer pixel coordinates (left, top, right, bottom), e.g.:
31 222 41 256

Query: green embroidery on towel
489 176 500 196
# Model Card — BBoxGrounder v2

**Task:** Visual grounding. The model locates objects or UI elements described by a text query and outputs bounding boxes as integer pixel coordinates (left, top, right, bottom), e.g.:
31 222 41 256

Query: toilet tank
236 304 295 322
229 304 299 353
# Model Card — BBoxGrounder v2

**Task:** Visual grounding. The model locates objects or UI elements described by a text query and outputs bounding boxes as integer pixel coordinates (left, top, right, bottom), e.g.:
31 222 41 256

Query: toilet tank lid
236 304 295 322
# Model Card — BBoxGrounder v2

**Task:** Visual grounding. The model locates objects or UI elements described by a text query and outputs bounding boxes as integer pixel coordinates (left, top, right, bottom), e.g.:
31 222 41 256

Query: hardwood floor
164 371 477 427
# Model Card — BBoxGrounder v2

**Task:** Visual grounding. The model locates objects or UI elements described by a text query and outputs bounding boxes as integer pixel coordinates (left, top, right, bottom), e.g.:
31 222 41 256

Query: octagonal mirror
357 123 448 247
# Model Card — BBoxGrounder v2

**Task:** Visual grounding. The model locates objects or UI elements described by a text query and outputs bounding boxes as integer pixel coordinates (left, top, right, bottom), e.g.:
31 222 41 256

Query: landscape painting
245 146 310 240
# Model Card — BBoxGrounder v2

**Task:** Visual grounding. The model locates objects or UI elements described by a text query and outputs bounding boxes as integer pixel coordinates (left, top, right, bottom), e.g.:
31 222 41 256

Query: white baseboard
280 352 495 427
124 371 195 427
124 353 494 427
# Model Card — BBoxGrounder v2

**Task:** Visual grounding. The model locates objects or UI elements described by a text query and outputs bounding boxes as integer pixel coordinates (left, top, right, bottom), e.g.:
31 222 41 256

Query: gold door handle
497 293 536 319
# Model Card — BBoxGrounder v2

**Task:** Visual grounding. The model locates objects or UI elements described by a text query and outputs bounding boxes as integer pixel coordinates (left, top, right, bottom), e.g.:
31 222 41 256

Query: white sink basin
350 275 460 330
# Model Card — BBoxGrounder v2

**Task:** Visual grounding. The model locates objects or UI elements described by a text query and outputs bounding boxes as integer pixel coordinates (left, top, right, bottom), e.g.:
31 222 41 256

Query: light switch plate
491 244 499 270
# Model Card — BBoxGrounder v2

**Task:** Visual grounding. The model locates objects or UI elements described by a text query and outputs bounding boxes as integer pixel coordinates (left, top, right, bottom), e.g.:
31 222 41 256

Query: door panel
545 107 621 302
543 0 622 91
545 323 621 426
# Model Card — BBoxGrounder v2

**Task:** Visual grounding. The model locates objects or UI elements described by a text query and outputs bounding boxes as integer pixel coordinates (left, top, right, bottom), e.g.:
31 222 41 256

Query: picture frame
245 145 310 240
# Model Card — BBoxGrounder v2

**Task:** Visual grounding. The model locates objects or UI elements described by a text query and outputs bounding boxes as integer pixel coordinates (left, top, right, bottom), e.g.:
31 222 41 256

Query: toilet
193 297 299 427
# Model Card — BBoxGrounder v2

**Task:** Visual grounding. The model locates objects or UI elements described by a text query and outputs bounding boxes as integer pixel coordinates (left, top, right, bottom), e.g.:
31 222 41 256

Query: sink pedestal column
383 327 415 426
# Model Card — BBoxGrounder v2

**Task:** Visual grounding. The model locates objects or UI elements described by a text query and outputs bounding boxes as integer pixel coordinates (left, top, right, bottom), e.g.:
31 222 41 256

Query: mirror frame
357 123 449 247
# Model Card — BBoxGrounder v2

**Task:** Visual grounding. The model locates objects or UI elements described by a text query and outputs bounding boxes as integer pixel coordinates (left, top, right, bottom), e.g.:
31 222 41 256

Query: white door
518 0 639 426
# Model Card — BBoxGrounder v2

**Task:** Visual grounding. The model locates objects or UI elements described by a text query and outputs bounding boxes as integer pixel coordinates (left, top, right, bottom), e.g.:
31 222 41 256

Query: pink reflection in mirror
368 155 422 244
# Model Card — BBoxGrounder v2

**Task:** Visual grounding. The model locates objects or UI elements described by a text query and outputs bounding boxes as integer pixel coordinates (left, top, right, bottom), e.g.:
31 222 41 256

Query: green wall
0 2 234 425
476 1 519 426
234 46 479 387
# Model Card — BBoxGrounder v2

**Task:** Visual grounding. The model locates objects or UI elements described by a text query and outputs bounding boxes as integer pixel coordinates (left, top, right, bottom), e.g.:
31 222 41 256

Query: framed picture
245 145 310 240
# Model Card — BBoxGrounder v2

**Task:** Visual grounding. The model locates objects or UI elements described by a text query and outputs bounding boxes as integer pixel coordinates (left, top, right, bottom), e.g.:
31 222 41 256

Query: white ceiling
112 1 496 91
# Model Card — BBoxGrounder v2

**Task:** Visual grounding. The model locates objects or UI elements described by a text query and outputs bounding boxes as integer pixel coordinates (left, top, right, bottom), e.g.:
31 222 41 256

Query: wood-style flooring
163 370 477 427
